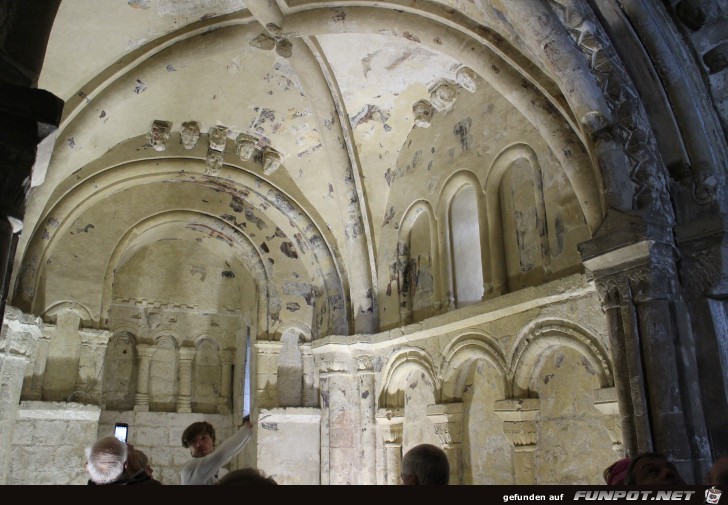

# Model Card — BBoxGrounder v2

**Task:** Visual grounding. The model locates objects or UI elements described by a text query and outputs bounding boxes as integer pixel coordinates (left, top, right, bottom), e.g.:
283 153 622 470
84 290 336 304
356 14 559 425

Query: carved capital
375 408 404 445
494 398 539 449
501 420 538 449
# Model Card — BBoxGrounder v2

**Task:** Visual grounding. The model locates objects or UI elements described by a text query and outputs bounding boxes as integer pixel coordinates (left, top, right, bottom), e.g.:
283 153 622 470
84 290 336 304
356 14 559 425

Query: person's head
85 436 129 484
705 455 728 486
624 452 686 486
400 443 450 485
603 457 630 485
216 468 278 485
126 445 153 477
182 421 216 458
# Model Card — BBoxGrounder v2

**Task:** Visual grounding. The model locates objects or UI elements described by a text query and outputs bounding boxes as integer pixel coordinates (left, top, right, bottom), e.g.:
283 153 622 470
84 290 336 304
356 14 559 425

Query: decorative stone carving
236 133 258 161
493 398 540 450
429 79 458 112
262 146 282 175
147 120 171 152
455 66 477 93
276 38 293 58
180 121 200 149
205 149 224 176
250 32 276 50
208 125 228 152
412 99 433 128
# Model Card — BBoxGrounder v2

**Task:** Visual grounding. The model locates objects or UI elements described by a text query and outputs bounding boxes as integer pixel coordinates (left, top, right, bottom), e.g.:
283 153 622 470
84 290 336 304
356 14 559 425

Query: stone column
217 349 234 414
317 357 356 485
494 398 540 484
427 402 464 484
318 372 331 485
21 330 48 401
376 408 404 485
356 356 377 485
133 344 154 411
594 387 625 454
0 306 43 484
176 346 196 413
676 217 728 459
580 217 711 482
301 344 317 407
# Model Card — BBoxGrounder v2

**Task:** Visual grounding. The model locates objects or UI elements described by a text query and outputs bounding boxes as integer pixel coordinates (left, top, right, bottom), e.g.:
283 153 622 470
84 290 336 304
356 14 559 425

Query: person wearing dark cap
180 415 253 485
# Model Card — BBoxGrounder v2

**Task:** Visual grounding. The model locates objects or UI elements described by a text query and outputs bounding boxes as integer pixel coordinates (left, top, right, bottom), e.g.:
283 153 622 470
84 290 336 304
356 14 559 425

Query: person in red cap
603 457 631 485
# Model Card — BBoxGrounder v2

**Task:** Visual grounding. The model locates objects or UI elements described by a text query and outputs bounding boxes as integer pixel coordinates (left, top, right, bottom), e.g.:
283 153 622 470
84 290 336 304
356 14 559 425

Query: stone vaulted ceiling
11 0 605 338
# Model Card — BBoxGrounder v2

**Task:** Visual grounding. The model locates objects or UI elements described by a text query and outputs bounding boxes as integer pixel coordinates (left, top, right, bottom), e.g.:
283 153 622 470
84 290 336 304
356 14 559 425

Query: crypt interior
0 0 727 485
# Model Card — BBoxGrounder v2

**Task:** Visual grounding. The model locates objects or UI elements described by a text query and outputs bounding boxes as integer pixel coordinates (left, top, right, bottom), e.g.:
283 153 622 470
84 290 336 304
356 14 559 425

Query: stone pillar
176 346 196 413
580 215 712 482
494 398 540 484
593 387 625 454
133 344 154 411
427 402 464 484
317 358 356 485
356 356 377 485
318 372 331 485
0 306 43 484
217 349 234 414
376 408 404 485
301 344 317 407
21 330 48 401
676 216 728 459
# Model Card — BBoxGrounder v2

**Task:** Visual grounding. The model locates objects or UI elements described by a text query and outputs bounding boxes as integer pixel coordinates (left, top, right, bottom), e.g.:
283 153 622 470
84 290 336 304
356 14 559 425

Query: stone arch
440 331 512 484
485 144 553 293
508 318 613 397
16 155 347 338
284 4 607 230
101 210 271 335
440 331 507 402
377 346 439 409
41 301 94 327
276 321 316 407
148 333 180 412
435 170 486 307
190 334 222 414
102 331 138 410
396 200 439 325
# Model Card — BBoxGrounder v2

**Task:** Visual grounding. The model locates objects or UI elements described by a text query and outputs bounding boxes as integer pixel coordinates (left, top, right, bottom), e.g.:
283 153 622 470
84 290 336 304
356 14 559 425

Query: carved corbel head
456 66 477 93
429 79 458 112
262 146 282 175
180 121 201 150
208 125 229 152
205 149 224 176
412 99 433 128
148 120 172 152
236 132 258 161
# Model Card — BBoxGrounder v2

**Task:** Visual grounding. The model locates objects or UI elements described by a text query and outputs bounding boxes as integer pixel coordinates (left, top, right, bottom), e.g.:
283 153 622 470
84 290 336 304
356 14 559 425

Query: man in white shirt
180 416 253 485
